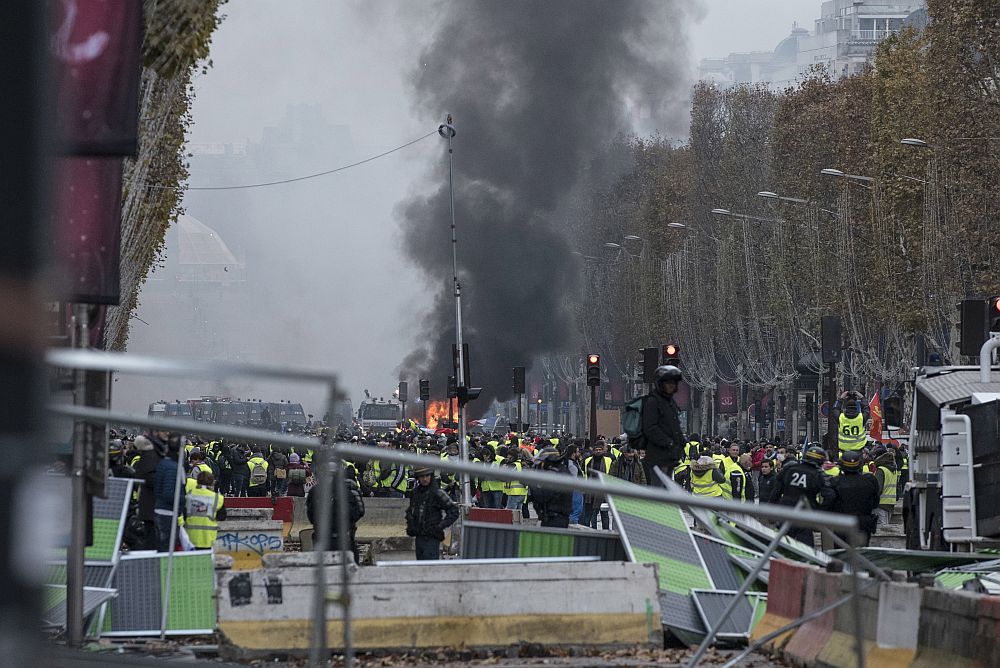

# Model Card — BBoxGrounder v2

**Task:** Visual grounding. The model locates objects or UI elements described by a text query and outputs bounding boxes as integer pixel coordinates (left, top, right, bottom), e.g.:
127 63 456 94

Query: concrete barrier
815 574 878 668
217 560 662 658
751 559 810 651
973 595 1000 668
224 497 294 537
215 519 284 570
785 569 841 666
866 582 921 668
912 587 978 668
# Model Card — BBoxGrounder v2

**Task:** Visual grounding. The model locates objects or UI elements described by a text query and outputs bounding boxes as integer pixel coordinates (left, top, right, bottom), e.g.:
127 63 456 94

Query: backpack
288 467 307 485
623 395 647 442
249 461 268 486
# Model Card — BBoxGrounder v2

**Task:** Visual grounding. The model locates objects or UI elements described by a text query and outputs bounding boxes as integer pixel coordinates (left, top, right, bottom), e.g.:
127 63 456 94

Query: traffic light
512 366 526 394
991 297 1000 334
958 298 989 356
638 347 658 382
447 375 457 398
821 315 842 363
662 343 680 366
804 393 814 418
419 379 429 401
586 354 601 387
457 386 482 406
397 381 407 403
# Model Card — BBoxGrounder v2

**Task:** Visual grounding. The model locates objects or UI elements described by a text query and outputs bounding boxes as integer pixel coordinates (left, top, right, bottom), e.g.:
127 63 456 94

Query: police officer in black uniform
828 450 880 546
641 365 686 487
768 445 834 547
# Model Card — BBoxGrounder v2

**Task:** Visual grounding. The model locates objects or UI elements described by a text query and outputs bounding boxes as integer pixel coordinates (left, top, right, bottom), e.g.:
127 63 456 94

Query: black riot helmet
803 445 826 467
839 449 863 471
654 365 683 384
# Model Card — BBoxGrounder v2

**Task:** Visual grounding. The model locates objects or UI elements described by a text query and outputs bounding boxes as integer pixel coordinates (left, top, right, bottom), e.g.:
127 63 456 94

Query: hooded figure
641 365 686 486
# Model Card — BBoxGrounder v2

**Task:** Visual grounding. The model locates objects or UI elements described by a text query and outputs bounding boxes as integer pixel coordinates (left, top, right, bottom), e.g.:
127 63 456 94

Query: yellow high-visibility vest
185 486 225 549
878 467 900 507
690 469 722 497
838 413 866 450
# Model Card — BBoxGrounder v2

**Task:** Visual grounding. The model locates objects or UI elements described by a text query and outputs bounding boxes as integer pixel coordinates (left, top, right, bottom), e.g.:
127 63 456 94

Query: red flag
869 392 883 442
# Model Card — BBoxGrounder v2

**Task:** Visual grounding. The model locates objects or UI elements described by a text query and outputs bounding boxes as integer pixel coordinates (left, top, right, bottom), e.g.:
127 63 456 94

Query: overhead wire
130 129 439 191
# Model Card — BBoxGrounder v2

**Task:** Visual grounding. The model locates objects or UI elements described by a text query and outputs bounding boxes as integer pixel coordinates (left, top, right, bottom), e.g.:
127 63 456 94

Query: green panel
43 586 67 611
633 547 712 595
935 570 980 589
159 554 216 631
518 530 574 558
84 518 121 561
48 564 67 585
613 495 688 533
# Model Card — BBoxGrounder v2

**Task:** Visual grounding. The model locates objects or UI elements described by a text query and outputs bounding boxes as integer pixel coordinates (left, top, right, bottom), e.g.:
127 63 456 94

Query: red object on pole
869 391 883 442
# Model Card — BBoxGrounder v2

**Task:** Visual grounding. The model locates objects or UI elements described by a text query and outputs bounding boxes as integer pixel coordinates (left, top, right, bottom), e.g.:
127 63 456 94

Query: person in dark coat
406 466 460 560
153 436 184 552
306 463 365 561
829 450 880 546
530 447 574 528
756 458 778 504
641 365 686 486
132 435 163 550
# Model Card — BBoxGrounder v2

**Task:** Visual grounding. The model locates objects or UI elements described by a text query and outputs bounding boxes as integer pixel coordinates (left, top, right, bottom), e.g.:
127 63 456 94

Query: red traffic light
992 297 1000 314
587 354 600 365
664 344 678 357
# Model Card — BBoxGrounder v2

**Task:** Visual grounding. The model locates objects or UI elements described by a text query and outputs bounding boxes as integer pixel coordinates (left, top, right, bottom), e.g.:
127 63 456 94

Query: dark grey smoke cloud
399 0 698 407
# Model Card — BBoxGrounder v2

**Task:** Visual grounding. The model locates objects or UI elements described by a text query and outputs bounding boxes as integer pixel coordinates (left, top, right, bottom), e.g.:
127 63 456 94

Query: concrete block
290 496 409 539
215 519 284 570
784 569 841 666
815 630 873 668
217 561 662 658
973 596 1000 668
917 587 979 659
260 551 353 568
750 560 812 651
225 508 273 520
876 582 921 651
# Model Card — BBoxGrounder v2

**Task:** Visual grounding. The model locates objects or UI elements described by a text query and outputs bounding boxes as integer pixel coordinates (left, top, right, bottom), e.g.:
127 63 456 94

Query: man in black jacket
530 447 574 527
828 450 879 546
641 366 686 487
406 466 460 560
769 445 835 547
306 465 366 562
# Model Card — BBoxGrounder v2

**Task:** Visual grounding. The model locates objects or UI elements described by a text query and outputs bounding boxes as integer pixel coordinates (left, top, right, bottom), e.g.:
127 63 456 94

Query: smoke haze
398 0 701 407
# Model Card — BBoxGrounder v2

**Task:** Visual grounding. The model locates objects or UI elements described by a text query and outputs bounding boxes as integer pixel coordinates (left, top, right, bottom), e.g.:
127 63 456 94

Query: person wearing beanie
286 452 311 497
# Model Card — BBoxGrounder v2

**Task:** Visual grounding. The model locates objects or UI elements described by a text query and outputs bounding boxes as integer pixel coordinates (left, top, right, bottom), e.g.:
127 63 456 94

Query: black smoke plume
398 0 698 408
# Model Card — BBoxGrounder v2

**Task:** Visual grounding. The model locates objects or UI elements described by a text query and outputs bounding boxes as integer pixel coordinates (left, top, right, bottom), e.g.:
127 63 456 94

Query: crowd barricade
911 587 978 668
224 496 294 537
467 508 515 524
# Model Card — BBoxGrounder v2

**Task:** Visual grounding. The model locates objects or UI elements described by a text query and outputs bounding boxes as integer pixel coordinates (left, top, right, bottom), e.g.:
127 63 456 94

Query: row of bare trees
572 0 1000 392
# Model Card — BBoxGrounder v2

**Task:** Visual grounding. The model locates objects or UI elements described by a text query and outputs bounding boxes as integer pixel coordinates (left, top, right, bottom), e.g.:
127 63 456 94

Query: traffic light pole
589 384 597 446
825 361 837 449
440 115 471 506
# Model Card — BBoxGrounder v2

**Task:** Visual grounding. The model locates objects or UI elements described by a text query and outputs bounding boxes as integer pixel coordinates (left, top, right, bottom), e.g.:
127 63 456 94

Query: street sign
776 419 786 431
820 401 830 417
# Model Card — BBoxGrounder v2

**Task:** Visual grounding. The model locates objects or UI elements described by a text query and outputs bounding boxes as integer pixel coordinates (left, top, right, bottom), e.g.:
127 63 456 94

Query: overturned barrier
461 521 627 561
217 556 662 658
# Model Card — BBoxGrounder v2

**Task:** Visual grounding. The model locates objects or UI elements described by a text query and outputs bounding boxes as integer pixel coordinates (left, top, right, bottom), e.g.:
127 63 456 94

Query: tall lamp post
439 115 472 506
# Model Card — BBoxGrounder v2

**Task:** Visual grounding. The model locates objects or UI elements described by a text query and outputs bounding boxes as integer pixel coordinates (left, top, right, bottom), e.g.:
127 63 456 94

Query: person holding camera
834 390 869 454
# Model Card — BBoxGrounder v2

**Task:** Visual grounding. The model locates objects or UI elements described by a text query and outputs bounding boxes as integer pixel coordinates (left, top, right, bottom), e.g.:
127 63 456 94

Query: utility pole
440 115 472 506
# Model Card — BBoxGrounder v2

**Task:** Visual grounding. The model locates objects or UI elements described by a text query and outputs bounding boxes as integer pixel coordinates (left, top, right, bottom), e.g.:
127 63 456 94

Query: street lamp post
439 114 472 506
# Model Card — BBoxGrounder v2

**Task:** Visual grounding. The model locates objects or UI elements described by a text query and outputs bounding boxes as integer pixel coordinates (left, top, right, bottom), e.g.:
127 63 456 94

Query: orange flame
424 399 452 429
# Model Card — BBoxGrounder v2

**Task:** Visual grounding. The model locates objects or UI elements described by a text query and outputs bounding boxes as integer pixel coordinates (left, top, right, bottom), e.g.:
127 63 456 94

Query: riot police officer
828 450 880 546
768 445 834 547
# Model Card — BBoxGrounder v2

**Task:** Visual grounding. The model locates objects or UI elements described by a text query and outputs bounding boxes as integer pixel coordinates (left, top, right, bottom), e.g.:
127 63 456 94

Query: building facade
699 0 927 89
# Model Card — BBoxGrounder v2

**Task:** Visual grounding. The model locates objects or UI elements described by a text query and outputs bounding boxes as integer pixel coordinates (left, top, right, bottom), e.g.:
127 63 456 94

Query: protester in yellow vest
183 471 226 549
872 445 900 528
690 457 726 497
835 391 868 452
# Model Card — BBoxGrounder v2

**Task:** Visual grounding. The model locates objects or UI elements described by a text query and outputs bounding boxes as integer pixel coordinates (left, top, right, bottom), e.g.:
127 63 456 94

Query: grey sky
115 1 827 418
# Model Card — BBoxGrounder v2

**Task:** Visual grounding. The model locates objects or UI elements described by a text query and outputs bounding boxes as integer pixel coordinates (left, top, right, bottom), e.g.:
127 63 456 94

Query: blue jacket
154 457 184 511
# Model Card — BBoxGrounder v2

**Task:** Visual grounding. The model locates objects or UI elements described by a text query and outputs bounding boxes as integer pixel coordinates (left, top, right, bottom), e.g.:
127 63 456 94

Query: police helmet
533 447 562 464
839 450 863 471
803 445 826 466
654 365 683 383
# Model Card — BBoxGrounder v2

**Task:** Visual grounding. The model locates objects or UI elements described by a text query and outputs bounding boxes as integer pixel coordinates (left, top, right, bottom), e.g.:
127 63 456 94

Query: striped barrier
784 568 841 666
750 559 810 651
